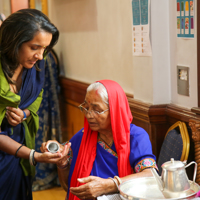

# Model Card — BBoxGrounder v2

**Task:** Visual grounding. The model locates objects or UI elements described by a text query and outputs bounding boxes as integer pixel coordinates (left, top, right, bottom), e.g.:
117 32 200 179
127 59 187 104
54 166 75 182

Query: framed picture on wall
177 0 194 38
29 0 48 16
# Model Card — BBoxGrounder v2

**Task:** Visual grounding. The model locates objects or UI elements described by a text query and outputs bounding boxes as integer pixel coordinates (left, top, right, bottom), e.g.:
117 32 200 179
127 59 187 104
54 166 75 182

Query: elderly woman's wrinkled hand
70 176 113 199
56 142 71 169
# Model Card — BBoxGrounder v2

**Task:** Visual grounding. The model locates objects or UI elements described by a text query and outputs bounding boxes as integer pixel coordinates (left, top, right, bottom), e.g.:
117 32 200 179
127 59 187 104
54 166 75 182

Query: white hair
87 82 109 105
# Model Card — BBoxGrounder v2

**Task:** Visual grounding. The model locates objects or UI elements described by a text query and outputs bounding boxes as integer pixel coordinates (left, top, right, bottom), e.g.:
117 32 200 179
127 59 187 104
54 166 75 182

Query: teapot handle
185 161 197 183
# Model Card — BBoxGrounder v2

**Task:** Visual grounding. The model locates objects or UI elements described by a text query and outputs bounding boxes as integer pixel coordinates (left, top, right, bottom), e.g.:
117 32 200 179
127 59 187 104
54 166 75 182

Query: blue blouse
66 124 157 198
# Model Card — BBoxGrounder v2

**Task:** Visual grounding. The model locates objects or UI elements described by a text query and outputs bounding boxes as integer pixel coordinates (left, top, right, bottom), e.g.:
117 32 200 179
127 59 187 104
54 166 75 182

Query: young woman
0 9 64 200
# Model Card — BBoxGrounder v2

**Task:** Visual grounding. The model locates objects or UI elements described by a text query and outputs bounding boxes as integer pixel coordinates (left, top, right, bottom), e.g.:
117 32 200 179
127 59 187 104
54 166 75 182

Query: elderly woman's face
84 90 111 133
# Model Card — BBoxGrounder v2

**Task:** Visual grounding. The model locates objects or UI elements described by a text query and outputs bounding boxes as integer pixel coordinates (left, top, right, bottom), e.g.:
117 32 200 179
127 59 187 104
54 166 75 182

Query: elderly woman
41 80 157 200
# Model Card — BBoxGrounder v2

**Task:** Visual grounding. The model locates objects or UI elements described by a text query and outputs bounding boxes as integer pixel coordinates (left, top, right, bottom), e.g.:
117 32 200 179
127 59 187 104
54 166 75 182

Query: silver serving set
119 158 200 200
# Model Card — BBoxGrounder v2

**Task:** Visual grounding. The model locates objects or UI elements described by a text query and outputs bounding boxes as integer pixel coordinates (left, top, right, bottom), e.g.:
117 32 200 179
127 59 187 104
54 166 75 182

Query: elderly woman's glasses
78 103 109 117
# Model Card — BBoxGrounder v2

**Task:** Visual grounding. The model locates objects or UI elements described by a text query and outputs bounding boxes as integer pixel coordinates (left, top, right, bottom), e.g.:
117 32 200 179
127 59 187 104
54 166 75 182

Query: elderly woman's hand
70 176 118 199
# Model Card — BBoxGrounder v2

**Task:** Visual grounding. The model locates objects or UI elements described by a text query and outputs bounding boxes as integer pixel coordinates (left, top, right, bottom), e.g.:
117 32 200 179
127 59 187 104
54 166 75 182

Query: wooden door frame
197 0 200 106
29 0 48 16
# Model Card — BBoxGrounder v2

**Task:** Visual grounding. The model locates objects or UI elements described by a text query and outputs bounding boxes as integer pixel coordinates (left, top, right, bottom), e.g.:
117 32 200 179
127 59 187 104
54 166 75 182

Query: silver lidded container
151 158 198 198
47 141 60 153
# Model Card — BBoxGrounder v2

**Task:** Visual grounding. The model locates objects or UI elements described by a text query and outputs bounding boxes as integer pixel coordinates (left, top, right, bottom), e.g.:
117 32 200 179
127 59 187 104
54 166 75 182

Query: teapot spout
151 168 164 191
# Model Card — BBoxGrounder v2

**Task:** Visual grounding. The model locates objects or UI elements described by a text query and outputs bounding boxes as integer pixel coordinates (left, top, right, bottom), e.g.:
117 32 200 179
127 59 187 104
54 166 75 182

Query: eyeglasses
78 102 109 117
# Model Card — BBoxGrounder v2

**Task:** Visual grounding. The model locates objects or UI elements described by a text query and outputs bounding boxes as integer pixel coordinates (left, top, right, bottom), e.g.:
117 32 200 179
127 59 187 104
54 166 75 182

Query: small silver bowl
47 142 60 153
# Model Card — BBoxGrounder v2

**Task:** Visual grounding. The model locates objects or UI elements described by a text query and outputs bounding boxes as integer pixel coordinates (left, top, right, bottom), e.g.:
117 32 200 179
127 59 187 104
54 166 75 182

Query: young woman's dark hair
0 9 59 83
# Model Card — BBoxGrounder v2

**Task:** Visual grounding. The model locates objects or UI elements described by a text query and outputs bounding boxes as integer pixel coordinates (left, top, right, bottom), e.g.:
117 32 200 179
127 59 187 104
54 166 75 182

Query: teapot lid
162 158 185 171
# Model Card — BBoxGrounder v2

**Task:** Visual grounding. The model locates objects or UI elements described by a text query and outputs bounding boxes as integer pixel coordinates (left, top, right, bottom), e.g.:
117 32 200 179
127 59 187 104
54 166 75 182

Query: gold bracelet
114 175 122 185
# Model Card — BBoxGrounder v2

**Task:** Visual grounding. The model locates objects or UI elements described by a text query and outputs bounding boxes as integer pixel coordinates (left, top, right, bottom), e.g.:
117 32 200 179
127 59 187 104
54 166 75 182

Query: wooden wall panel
59 76 89 104
59 77 87 141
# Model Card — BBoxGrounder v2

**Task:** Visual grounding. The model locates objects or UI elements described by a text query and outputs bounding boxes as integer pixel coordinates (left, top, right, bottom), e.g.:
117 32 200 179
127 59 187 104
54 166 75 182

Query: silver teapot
151 158 197 198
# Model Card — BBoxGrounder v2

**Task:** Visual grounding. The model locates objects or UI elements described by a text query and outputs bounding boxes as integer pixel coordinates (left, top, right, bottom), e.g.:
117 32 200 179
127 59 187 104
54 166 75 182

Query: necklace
98 135 113 147
108 140 113 147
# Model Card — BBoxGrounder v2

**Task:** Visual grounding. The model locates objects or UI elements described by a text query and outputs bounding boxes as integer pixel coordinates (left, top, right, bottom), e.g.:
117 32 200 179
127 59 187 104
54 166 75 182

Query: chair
157 121 190 175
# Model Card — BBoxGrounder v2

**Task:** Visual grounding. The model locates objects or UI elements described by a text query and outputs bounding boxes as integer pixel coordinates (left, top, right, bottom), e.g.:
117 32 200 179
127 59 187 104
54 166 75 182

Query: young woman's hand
6 107 24 126
39 141 71 167
40 140 65 153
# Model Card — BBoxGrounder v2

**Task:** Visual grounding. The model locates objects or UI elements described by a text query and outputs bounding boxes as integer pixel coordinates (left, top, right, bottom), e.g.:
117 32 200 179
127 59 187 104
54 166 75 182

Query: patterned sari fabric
0 60 45 200
66 80 157 200
32 51 62 191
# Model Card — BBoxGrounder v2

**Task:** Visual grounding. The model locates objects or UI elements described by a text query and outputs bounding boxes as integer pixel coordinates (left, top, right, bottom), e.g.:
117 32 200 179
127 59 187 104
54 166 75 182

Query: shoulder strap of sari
20 89 43 177
19 60 45 177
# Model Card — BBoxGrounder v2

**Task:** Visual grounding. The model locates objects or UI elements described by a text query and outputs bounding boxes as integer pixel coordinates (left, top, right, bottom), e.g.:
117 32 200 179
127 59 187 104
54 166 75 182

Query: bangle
29 149 34 165
29 149 37 166
114 176 122 185
22 110 27 122
32 150 37 166
15 144 24 158
108 177 119 192
57 158 70 170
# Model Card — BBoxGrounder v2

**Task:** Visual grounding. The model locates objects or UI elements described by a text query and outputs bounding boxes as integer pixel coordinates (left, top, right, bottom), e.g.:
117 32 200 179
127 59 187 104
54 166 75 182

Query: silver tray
119 177 200 200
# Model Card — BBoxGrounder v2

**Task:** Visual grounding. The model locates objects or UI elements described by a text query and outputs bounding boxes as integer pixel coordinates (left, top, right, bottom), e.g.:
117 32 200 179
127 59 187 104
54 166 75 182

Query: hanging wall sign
132 0 152 56
177 0 194 38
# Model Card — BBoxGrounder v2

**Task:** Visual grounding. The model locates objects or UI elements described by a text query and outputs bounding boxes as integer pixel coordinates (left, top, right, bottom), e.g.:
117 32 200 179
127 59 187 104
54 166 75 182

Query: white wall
0 0 196 108
170 0 198 108
48 0 198 108
133 0 172 104
0 0 197 108
0 0 11 17
151 1 171 105
48 0 134 95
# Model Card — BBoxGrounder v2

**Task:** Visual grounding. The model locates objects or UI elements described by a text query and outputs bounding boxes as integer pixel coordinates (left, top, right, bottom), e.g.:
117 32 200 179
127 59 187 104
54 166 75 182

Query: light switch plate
177 65 189 96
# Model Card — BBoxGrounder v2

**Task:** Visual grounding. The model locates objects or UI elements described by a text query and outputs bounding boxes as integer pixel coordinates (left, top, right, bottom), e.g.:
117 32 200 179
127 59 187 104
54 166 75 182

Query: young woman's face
18 31 52 69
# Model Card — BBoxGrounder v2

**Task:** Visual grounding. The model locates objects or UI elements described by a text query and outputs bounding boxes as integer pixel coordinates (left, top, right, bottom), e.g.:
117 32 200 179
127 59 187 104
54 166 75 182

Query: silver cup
47 142 60 153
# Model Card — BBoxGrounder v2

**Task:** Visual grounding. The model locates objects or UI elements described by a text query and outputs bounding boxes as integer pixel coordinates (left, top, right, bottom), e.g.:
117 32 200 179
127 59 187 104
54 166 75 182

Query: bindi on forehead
86 89 102 104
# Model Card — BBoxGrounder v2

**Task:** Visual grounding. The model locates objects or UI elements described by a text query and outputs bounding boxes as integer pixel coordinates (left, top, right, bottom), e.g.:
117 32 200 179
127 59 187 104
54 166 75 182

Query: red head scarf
69 80 133 200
